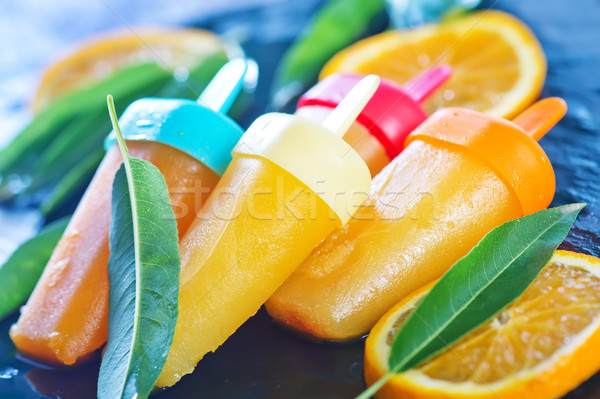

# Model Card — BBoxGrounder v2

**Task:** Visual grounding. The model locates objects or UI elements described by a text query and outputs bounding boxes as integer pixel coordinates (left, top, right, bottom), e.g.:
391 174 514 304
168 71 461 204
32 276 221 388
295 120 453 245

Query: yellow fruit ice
157 76 377 386
156 155 340 387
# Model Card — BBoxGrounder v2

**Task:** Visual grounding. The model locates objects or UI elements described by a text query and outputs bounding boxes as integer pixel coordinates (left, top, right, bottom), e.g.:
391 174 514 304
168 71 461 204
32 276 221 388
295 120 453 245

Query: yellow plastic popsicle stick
512 97 567 141
322 74 380 137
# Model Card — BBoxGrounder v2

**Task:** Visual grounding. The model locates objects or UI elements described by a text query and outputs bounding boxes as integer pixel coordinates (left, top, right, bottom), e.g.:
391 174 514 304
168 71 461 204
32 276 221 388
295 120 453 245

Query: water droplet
443 89 455 101
491 93 504 105
417 54 430 67
136 119 154 128
0 367 18 380
46 259 70 288
6 174 32 194
174 67 189 82
93 60 112 78
151 111 166 125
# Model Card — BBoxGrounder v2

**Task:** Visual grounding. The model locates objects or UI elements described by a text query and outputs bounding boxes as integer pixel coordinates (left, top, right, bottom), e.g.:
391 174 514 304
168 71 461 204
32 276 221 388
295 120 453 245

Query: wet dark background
0 0 599 397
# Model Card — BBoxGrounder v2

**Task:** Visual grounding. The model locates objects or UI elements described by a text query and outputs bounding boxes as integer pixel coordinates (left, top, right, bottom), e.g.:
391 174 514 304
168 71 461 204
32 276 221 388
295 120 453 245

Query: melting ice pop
10 59 249 366
266 98 567 341
156 75 380 387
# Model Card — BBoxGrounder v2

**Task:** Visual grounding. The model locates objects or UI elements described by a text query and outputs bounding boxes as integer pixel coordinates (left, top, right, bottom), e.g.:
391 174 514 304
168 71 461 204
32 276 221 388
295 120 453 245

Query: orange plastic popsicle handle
405 104 558 216
512 97 567 141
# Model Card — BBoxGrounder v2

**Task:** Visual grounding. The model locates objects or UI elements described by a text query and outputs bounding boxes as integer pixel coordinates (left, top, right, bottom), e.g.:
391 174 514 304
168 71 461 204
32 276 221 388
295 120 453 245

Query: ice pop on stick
266 98 567 342
10 59 249 366
156 76 380 387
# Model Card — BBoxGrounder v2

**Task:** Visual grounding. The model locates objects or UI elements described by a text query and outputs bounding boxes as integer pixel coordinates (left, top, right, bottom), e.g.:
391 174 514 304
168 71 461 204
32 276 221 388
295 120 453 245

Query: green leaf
23 73 169 196
25 112 108 193
33 55 229 207
359 203 585 398
97 96 180 399
40 146 106 218
0 216 70 320
0 63 170 175
0 53 230 202
270 0 386 110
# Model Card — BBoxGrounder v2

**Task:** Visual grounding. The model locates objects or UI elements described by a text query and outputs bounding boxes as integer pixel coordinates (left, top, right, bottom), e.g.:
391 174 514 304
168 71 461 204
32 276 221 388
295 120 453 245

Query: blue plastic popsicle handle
105 58 248 175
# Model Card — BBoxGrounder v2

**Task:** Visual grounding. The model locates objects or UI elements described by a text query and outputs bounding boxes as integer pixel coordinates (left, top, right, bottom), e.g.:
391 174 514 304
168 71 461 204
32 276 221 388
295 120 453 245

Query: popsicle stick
197 58 248 114
512 97 567 141
404 65 452 103
322 75 380 137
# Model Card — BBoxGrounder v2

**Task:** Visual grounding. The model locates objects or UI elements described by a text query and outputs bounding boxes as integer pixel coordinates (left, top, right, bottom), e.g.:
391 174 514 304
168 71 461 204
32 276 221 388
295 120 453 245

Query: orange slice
321 10 546 119
33 28 228 112
364 250 600 399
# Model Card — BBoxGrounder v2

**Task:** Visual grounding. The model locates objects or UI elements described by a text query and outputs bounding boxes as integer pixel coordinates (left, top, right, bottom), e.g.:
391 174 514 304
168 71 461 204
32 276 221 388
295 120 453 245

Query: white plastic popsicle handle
197 58 248 114
321 74 381 137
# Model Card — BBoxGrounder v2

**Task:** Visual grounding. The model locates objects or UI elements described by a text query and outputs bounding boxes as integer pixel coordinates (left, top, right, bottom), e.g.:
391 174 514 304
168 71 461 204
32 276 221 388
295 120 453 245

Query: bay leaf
0 53 229 203
97 96 180 399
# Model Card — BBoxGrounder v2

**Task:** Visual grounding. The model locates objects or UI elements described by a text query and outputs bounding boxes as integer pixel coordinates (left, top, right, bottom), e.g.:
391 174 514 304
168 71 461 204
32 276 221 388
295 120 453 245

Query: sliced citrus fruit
33 28 228 112
321 10 546 119
364 250 600 399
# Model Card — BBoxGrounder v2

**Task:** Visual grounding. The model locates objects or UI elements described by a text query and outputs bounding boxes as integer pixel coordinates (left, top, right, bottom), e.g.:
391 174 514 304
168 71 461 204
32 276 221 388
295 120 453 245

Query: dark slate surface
0 0 599 397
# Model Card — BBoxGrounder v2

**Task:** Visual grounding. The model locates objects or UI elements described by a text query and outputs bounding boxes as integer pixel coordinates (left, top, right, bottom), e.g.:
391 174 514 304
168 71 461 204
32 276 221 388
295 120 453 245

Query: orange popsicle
266 98 567 341
10 60 248 365
10 142 219 365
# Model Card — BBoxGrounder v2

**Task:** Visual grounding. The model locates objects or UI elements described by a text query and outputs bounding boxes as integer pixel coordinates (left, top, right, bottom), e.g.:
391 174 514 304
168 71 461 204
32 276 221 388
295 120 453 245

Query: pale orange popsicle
266 98 567 341
10 141 219 365
10 59 249 366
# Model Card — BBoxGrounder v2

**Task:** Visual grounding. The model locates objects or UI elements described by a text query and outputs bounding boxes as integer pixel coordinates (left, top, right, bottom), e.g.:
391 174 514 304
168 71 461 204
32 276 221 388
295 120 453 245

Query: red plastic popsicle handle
512 97 567 141
403 65 452 103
